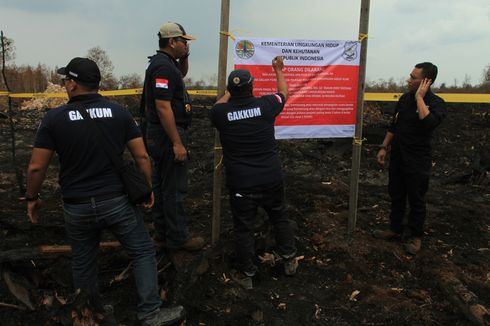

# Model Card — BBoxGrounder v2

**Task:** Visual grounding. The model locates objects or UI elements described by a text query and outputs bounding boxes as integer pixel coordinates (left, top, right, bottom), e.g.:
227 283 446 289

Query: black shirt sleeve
262 93 286 117
209 105 217 127
34 111 56 150
151 64 179 101
388 96 403 134
123 109 142 142
420 97 447 131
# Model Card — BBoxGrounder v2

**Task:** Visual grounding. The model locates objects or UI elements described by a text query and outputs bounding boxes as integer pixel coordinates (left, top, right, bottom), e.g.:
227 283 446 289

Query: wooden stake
0 241 121 263
0 302 26 310
348 0 371 235
212 0 231 244
39 241 120 253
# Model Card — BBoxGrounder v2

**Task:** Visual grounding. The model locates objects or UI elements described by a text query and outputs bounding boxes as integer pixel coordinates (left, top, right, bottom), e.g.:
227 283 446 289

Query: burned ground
0 98 488 325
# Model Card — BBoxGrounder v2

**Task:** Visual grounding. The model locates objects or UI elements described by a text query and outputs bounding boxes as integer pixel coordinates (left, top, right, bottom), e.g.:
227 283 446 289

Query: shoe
404 238 422 255
141 306 186 326
373 229 401 240
230 269 253 290
95 305 117 326
155 236 205 252
178 236 205 251
284 257 298 276
153 234 166 248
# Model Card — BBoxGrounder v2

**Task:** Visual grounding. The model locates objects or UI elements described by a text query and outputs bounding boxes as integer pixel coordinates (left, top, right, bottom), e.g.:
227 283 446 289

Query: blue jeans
63 195 161 320
147 125 190 247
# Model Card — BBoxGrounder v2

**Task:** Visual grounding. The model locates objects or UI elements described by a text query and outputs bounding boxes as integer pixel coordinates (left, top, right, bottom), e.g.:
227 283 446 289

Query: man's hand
182 43 190 58
272 56 288 101
27 199 42 224
415 78 431 100
142 192 155 209
173 143 187 161
26 147 53 225
216 90 231 104
377 148 387 166
272 56 284 72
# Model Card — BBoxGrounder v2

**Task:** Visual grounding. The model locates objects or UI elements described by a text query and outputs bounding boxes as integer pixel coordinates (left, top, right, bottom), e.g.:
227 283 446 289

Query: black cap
227 69 254 89
57 57 101 84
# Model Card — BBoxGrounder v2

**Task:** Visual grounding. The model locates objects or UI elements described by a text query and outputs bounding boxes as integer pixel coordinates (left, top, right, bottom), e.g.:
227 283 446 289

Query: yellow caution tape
1 89 489 103
100 88 142 96
364 93 403 102
220 31 236 41
0 88 217 98
352 137 366 146
436 93 490 104
358 33 368 41
188 89 218 96
364 92 490 103
8 92 67 98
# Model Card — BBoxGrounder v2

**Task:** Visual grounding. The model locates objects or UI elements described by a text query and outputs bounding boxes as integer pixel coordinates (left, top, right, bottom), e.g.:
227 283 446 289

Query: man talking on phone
373 62 447 255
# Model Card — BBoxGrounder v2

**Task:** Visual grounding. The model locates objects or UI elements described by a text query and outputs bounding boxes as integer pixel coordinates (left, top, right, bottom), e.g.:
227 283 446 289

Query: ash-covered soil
0 98 488 325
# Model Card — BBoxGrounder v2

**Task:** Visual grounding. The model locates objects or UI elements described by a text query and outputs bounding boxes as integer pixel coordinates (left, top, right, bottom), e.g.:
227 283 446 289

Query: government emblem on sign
342 41 358 61
235 40 255 59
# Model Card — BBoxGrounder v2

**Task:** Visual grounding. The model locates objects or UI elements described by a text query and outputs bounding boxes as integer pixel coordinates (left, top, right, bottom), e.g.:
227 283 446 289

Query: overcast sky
1 0 489 87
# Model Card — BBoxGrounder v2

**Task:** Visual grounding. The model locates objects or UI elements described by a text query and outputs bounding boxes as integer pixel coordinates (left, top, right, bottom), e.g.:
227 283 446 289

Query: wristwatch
378 144 389 150
25 193 40 202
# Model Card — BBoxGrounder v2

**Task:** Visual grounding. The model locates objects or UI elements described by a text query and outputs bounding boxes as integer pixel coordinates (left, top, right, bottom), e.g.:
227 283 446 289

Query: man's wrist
25 193 40 201
379 144 389 151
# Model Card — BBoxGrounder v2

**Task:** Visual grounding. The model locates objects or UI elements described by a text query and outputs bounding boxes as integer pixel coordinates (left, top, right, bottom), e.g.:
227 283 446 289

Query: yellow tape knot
352 137 367 146
220 31 235 41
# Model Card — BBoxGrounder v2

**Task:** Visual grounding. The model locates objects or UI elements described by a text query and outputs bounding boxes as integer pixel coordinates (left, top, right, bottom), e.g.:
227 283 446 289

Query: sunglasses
60 77 72 85
175 37 188 45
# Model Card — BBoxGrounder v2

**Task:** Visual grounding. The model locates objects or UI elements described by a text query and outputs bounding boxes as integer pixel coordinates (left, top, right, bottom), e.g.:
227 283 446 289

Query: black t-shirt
34 93 141 198
388 90 447 174
210 93 286 189
144 51 191 131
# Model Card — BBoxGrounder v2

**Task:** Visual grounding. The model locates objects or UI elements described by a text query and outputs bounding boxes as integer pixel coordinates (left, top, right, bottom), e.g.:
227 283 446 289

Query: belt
63 192 124 204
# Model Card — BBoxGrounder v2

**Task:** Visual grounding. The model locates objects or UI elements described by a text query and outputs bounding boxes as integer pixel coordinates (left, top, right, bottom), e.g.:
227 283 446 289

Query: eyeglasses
60 77 72 86
175 37 188 45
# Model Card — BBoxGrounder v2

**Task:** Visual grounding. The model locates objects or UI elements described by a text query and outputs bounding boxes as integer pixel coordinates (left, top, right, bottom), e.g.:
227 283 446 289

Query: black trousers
146 125 189 247
229 181 296 275
388 162 429 237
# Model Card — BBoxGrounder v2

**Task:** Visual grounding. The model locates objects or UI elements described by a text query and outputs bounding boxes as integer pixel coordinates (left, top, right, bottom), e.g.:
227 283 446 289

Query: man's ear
69 80 77 92
169 38 177 49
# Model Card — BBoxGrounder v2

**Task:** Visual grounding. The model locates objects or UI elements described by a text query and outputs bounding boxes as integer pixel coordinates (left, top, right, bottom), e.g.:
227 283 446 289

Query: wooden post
347 0 370 235
212 0 231 244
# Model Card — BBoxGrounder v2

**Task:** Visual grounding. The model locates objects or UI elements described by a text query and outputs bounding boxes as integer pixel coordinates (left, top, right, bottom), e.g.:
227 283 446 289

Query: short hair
228 83 253 97
158 34 171 48
415 62 438 83
77 80 99 91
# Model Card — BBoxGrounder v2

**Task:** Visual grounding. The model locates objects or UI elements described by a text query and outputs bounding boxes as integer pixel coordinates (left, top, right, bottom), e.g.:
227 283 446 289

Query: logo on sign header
342 41 358 61
235 40 255 59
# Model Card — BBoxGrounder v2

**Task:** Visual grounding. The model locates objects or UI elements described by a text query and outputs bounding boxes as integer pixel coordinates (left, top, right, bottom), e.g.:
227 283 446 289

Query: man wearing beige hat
143 22 204 252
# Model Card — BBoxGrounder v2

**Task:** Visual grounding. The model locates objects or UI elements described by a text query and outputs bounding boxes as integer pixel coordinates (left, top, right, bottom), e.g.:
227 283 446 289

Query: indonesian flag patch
155 78 169 89
274 93 283 103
